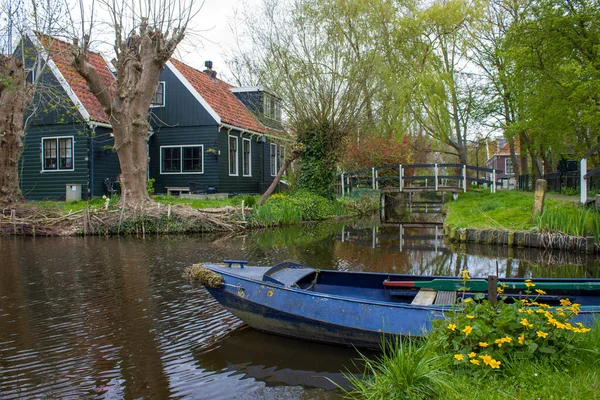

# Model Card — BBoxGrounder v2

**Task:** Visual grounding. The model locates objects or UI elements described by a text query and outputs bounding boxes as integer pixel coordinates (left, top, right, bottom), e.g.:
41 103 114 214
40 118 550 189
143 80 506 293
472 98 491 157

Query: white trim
242 137 252 177
27 31 91 122
504 158 514 175
165 61 221 124
150 81 166 108
270 143 278 176
228 135 239 176
41 136 75 172
218 122 291 143
159 144 204 174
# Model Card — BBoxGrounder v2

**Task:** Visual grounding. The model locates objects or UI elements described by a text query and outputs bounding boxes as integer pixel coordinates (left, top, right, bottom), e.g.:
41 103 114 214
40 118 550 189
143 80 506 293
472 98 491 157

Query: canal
1 219 599 399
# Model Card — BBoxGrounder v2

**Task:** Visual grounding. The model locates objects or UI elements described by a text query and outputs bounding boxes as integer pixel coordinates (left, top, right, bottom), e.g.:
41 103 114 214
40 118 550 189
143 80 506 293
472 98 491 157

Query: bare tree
70 0 201 207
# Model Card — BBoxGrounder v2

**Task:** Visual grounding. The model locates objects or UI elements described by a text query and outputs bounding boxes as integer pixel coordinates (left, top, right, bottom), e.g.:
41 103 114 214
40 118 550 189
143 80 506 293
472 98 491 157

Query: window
42 137 73 171
151 82 165 107
279 145 285 175
242 138 251 177
505 158 514 175
263 94 281 121
160 145 203 174
26 69 35 84
270 143 278 176
229 136 238 176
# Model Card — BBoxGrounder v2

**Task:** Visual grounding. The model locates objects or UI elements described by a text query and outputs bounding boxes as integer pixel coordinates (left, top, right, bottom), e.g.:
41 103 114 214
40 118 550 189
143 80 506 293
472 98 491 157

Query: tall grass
344 338 454 400
537 205 599 239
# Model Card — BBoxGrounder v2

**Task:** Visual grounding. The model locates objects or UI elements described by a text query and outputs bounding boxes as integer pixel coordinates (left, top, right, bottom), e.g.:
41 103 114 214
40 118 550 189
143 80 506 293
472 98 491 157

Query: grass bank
444 191 599 240
1 191 377 236
345 284 600 399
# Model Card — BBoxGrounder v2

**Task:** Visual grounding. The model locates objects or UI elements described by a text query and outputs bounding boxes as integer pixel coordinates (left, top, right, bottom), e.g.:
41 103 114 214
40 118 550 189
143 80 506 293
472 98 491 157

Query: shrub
430 272 592 373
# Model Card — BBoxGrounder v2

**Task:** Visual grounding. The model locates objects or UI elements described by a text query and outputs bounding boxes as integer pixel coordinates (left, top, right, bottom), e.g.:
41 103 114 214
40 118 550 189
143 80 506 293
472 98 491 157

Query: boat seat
410 289 457 306
411 289 437 305
264 267 316 287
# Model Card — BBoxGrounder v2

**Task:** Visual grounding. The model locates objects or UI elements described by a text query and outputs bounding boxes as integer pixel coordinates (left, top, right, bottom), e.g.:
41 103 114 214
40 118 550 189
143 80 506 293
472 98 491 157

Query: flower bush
431 271 592 372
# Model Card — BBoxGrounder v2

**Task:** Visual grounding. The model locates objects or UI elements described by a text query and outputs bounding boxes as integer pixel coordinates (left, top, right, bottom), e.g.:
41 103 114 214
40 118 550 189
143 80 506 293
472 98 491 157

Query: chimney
203 60 217 78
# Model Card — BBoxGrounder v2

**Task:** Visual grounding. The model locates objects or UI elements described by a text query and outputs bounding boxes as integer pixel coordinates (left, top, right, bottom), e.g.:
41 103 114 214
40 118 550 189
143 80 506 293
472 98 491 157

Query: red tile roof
38 35 114 124
170 59 273 135
495 141 520 156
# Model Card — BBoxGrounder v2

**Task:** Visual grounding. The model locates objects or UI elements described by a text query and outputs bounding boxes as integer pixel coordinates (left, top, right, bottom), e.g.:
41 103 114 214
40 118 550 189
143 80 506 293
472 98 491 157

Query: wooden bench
166 186 190 196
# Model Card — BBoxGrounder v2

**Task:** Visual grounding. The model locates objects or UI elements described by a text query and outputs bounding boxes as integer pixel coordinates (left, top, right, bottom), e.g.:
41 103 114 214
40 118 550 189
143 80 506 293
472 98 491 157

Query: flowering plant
431 273 591 373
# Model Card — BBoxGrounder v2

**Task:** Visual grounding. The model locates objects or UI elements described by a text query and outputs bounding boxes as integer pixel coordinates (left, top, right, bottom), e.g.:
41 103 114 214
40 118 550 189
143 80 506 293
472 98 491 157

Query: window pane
270 143 277 176
162 147 181 172
183 147 202 172
229 137 238 175
43 139 57 170
152 82 165 106
242 140 251 176
59 138 73 169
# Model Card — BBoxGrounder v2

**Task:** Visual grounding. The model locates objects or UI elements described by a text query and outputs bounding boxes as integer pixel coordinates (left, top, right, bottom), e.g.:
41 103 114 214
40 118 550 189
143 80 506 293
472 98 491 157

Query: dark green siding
90 128 121 197
20 124 90 200
217 130 271 194
149 66 218 128
149 125 220 194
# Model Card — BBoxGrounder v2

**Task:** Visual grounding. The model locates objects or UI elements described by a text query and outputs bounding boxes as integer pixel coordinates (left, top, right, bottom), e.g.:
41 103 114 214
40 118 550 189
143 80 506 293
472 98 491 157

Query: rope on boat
306 269 320 291
183 264 224 288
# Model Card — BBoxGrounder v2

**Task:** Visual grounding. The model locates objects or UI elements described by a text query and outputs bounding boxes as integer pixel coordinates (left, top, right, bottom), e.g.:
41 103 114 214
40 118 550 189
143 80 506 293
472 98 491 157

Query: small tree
71 0 200 207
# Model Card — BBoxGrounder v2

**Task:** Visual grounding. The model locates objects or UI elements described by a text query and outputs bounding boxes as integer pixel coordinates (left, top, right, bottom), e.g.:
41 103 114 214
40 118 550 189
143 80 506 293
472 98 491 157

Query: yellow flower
535 289 547 295
520 318 534 328
560 298 572 306
479 342 489 348
525 279 535 288
494 337 512 347
463 298 473 303
470 359 480 365
497 287 504 294
468 352 477 358
454 354 465 361
536 309 546 314
448 323 457 331
536 330 549 338
527 309 534 315
489 359 501 369
461 269 471 280
479 354 493 366
576 322 585 328
463 325 473 336
466 315 475 319
518 334 525 345
500 283 508 288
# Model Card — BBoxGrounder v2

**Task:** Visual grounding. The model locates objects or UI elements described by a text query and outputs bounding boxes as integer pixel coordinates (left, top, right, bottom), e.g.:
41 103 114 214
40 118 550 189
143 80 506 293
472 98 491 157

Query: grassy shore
444 190 599 240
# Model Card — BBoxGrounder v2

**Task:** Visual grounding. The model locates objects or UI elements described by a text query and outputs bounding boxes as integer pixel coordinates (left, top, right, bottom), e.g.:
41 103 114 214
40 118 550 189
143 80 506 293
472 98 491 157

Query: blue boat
196 260 600 348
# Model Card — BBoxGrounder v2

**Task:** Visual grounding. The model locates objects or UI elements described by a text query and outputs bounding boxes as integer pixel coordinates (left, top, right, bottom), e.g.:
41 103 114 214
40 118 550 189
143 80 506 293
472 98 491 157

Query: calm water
1 220 599 399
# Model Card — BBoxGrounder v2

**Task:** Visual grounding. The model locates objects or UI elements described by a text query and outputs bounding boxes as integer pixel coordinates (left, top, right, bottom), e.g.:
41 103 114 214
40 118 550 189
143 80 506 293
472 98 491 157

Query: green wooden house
20 33 291 200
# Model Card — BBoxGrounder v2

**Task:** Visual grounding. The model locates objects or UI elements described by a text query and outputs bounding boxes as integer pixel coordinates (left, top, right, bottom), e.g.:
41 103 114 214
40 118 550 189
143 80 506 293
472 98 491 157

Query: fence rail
339 164 503 196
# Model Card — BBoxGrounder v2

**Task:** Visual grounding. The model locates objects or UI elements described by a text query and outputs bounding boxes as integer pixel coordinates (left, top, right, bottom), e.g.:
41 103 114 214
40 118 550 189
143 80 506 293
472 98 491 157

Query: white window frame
242 137 252 177
279 144 286 176
26 68 35 84
270 143 278 176
228 135 239 176
150 81 166 108
159 144 204 174
41 136 74 172
505 158 514 175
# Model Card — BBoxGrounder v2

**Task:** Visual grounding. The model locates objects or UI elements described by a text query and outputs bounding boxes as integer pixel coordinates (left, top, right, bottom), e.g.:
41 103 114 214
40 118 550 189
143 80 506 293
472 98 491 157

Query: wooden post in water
488 275 498 304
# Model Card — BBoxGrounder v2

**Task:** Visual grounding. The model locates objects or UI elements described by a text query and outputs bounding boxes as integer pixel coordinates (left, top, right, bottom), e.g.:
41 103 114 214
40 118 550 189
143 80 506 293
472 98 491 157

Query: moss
184 264 224 288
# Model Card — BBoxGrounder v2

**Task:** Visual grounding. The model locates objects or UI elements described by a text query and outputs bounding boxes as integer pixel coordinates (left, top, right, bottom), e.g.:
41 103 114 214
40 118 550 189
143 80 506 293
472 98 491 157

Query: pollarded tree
0 0 71 207
71 0 200 207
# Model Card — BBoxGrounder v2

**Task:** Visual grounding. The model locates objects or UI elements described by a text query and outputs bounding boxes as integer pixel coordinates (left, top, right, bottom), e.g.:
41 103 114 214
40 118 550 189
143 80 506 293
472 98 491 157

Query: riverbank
443 191 600 253
0 191 378 236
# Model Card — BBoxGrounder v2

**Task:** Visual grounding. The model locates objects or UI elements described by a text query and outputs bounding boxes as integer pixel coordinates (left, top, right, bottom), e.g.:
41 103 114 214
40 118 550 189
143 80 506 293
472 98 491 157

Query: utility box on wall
66 184 82 201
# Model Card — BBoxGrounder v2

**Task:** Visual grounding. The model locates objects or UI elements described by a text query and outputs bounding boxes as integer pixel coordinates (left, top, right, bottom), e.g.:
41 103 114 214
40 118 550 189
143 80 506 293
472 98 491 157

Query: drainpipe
89 124 96 198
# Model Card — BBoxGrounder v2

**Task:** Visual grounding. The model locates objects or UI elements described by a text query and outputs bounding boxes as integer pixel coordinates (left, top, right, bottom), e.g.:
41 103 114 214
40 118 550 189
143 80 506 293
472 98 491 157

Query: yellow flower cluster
454 352 501 369
495 336 512 347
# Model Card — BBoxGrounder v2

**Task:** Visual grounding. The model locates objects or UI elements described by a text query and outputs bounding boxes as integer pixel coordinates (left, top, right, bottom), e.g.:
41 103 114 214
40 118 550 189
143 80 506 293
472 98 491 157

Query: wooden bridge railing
338 164 503 196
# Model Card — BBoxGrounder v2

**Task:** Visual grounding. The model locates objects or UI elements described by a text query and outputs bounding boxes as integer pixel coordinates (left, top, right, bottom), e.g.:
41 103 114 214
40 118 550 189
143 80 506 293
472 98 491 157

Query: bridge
339 163 503 196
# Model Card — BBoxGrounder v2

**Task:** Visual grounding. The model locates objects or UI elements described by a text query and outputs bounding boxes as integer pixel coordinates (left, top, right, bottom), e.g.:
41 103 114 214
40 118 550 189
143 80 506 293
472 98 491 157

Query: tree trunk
0 56 32 207
257 145 304 206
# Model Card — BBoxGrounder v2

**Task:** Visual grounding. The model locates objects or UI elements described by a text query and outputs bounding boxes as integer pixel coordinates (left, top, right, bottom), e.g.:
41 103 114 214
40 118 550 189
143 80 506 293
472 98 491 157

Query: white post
492 170 496 193
434 163 439 191
375 169 379 190
341 173 345 197
399 164 403 192
381 194 385 220
462 165 467 192
242 200 245 220
581 158 588 204
341 225 345 242
399 224 403 251
372 167 376 190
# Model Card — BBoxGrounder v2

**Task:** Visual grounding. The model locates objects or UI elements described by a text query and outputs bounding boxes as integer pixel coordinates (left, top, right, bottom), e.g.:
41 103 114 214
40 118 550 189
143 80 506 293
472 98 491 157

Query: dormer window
151 81 165 107
264 94 281 122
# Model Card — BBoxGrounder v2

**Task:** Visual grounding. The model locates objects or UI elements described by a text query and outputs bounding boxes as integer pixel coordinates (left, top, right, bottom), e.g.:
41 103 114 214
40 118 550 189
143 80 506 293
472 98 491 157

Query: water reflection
1 221 599 399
